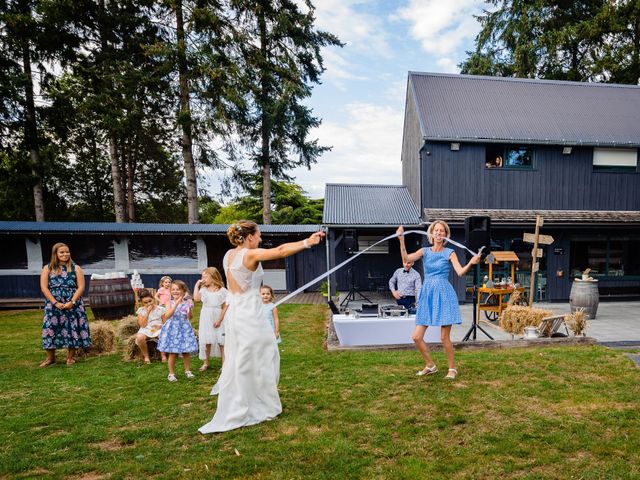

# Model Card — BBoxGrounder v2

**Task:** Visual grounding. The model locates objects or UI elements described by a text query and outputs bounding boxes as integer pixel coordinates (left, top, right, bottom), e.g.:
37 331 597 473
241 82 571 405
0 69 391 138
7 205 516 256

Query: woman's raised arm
244 231 325 269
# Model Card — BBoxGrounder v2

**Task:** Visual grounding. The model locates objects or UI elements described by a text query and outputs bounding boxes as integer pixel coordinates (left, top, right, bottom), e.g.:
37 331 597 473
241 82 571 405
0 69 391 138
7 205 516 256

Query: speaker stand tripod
463 264 494 342
340 267 372 307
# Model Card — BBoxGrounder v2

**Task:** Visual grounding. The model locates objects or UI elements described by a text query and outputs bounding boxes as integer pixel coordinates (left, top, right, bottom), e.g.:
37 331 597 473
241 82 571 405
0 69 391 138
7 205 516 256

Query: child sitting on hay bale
133 289 168 364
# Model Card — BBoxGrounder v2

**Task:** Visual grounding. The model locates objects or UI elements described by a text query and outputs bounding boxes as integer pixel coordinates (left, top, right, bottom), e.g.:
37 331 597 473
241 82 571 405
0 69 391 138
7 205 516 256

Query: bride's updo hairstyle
227 220 258 246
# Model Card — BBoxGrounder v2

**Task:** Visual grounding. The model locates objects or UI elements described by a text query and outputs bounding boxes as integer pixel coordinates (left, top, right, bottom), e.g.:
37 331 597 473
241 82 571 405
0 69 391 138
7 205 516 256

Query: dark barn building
0 222 324 301
323 184 423 297
401 72 640 301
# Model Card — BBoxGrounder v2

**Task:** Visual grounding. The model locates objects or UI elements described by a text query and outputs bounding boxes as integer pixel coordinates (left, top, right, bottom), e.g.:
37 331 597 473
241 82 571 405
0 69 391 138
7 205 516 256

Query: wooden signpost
522 215 554 307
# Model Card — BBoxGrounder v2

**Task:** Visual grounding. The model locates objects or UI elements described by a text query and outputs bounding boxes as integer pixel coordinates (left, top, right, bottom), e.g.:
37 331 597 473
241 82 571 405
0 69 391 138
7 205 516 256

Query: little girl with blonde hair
194 267 228 371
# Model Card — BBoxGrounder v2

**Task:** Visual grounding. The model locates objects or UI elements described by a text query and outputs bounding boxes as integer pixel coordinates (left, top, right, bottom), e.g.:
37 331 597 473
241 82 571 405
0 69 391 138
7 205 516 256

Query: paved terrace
334 292 640 345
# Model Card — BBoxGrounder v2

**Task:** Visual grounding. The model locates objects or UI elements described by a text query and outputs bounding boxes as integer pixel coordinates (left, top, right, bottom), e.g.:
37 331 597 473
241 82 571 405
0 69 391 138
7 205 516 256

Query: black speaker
465 216 491 257
343 229 358 254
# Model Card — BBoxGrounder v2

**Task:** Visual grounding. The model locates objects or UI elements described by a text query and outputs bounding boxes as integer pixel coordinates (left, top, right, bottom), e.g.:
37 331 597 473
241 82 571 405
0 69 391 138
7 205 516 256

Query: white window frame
358 236 389 254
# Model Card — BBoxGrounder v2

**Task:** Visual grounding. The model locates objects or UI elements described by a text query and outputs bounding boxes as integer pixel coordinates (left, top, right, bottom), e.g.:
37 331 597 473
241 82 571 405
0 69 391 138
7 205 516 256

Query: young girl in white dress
135 289 168 364
260 285 281 344
198 220 324 433
194 267 228 371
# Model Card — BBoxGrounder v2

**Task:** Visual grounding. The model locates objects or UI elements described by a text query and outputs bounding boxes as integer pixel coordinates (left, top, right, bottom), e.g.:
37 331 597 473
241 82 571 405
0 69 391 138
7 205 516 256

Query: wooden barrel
569 280 599 319
88 278 135 320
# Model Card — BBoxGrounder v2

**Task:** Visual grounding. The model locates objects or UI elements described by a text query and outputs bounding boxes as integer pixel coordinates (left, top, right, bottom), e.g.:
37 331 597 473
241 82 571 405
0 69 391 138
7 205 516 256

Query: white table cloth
333 314 441 346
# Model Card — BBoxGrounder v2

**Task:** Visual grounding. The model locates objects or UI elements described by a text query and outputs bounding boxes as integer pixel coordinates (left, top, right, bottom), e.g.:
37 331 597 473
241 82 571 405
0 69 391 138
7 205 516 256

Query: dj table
332 314 441 347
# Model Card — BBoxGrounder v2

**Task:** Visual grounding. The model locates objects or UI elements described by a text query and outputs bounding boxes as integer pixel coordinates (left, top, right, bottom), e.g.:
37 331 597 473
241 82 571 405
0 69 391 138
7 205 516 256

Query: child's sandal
445 368 458 380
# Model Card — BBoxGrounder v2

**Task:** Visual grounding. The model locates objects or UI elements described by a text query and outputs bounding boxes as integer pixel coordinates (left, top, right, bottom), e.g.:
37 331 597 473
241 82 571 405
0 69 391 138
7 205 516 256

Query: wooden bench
538 315 570 337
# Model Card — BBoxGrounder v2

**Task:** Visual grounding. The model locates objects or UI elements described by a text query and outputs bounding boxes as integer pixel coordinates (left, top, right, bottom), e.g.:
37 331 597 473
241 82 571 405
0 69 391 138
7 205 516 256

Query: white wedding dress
198 248 282 433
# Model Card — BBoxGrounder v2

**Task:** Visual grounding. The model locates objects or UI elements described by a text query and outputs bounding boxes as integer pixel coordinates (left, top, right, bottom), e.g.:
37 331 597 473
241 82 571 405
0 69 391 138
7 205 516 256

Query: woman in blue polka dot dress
397 221 480 380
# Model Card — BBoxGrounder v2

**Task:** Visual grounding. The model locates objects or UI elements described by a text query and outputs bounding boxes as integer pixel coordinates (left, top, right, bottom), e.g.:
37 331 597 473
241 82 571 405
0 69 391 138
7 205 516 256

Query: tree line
0 0 340 224
461 0 640 85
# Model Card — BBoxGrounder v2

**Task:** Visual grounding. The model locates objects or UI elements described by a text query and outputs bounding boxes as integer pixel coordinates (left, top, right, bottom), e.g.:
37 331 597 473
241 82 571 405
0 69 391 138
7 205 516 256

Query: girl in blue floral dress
397 222 480 380
157 280 198 381
40 243 92 367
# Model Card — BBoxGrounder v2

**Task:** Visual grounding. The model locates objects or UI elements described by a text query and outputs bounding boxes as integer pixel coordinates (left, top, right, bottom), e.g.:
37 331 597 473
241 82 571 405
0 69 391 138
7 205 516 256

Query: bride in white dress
199 220 324 433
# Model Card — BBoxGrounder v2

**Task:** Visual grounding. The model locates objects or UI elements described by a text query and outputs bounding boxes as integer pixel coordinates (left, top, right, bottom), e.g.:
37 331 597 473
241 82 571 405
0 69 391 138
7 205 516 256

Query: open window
485 145 534 169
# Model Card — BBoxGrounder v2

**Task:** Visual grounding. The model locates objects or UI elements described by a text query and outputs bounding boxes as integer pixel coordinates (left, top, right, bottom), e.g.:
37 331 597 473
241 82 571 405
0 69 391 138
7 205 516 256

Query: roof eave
422 136 640 148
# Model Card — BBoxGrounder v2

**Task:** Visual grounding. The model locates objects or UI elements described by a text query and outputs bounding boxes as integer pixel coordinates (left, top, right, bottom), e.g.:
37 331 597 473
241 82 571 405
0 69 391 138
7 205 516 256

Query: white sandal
416 364 438 376
445 368 458 380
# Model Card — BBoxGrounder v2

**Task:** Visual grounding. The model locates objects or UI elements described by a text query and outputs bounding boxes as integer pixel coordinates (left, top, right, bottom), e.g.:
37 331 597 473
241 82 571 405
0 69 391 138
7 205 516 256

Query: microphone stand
462 263 494 342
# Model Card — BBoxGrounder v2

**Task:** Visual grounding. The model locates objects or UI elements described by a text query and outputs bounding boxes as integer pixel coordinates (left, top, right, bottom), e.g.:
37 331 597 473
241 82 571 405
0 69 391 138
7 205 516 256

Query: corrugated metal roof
0 221 320 234
424 208 640 226
410 72 640 147
323 184 421 225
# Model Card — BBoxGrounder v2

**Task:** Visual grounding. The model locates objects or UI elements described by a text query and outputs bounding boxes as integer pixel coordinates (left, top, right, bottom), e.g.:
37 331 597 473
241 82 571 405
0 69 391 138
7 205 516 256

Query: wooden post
528 215 543 307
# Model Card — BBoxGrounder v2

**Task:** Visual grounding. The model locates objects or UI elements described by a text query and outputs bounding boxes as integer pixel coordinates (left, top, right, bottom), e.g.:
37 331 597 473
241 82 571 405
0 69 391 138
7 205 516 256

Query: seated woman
135 289 168 364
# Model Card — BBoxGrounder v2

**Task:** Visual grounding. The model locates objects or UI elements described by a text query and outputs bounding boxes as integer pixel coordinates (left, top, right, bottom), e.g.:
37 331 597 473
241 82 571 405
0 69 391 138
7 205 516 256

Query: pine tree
229 0 341 224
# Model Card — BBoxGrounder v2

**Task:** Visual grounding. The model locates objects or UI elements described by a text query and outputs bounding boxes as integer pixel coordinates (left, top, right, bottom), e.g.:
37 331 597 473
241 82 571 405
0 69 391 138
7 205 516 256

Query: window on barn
0 237 28 269
358 236 389 254
485 145 533 169
504 146 533 168
570 235 640 278
593 148 637 172
40 235 116 269
129 236 198 269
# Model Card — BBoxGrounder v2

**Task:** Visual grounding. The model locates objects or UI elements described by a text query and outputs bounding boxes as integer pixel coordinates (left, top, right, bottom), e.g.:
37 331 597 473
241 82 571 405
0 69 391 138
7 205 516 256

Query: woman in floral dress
40 243 92 366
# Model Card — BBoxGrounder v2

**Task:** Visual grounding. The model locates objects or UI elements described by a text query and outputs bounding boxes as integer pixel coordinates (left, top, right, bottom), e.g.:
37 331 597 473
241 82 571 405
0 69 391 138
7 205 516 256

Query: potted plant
320 281 339 302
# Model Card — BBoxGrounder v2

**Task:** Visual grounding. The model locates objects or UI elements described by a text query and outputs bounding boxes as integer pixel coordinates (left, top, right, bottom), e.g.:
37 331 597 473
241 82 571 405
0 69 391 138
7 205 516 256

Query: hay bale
499 305 553 335
88 321 116 354
506 289 525 307
116 315 140 340
123 334 161 361
565 308 587 336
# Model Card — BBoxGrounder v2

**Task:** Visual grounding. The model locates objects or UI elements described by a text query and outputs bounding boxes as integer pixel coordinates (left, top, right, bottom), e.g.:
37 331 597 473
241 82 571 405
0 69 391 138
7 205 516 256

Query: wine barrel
88 278 135 320
569 279 599 319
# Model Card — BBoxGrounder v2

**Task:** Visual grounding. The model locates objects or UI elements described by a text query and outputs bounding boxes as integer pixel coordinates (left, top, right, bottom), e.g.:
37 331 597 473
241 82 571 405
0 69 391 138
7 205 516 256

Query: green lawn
1 305 639 479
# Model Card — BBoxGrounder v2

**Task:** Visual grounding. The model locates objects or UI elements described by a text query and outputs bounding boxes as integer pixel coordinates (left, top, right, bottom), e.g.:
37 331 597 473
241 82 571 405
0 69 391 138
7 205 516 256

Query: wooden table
477 286 525 321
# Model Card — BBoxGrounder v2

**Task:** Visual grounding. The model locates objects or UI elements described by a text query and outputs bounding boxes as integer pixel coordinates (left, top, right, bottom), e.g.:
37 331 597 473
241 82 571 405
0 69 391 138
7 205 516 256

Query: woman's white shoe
416 364 438 376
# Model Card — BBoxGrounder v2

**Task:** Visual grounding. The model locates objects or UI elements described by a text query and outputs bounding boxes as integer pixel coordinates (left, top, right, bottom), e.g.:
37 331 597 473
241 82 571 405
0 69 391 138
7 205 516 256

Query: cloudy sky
210 0 487 199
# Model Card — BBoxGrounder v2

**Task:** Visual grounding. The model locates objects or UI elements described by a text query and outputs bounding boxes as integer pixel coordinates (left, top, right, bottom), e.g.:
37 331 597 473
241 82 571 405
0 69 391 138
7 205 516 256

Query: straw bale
499 305 553 335
506 289 525 307
565 308 587 336
88 321 116 354
123 334 161 361
116 315 140 340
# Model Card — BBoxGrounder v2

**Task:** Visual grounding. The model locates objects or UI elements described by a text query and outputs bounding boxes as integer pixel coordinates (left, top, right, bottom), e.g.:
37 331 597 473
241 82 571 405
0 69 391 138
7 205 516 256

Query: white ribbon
274 230 484 307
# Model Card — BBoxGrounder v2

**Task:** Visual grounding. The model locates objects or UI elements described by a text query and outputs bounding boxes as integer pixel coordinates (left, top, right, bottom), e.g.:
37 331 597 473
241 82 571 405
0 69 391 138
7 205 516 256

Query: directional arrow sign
523 232 554 245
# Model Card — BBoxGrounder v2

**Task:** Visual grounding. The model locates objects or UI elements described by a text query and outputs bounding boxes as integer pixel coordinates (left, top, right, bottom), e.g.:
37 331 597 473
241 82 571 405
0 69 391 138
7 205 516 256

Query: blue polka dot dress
415 247 462 326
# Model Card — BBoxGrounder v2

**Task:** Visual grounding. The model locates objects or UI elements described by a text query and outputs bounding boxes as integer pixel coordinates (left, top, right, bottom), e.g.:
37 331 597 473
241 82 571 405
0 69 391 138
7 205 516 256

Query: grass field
1 305 639 479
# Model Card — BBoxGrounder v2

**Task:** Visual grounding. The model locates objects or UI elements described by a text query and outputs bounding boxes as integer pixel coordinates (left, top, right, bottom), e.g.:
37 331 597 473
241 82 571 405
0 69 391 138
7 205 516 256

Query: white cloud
290 102 404 198
436 57 459 73
313 0 392 58
394 0 484 58
321 48 369 90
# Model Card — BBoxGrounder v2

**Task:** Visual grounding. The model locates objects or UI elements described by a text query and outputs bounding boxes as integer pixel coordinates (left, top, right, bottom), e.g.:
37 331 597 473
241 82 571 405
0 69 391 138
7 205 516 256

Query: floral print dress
41 263 92 350
157 300 198 354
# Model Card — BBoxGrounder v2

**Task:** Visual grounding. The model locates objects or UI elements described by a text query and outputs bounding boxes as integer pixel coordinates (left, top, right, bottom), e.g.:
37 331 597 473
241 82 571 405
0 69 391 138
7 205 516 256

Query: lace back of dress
224 249 255 293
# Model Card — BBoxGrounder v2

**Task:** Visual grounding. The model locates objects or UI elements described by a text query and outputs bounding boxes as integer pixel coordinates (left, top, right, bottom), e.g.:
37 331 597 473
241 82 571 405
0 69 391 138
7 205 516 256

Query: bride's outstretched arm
245 231 325 267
